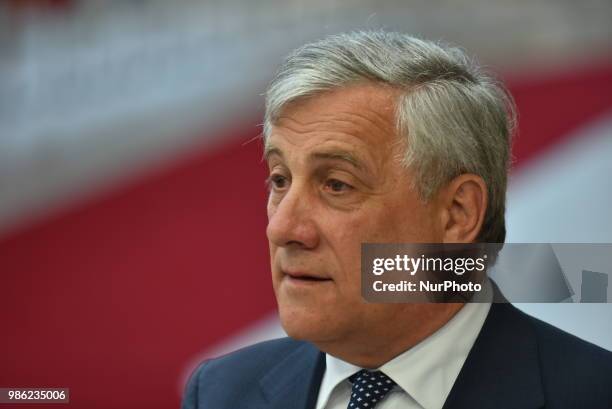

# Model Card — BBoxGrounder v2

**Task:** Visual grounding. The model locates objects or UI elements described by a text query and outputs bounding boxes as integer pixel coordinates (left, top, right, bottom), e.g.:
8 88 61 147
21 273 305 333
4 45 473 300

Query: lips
283 270 332 282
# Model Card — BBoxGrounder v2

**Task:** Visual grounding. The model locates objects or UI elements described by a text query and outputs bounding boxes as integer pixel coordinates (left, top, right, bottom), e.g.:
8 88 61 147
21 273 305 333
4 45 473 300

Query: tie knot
348 369 395 386
347 370 396 408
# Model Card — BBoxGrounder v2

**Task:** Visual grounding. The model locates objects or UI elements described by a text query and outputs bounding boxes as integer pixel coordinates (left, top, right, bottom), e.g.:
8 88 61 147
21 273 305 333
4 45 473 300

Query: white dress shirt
315 283 492 409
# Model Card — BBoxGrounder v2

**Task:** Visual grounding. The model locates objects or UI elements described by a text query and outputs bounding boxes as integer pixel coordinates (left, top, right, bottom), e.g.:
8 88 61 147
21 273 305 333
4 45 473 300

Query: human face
265 83 443 347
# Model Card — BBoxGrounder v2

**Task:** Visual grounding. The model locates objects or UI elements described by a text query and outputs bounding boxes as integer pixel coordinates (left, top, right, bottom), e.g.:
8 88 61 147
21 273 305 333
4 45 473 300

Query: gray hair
263 31 515 243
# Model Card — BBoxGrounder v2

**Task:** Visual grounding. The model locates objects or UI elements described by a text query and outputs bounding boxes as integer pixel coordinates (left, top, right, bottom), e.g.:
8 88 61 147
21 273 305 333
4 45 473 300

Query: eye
266 174 289 191
324 178 353 193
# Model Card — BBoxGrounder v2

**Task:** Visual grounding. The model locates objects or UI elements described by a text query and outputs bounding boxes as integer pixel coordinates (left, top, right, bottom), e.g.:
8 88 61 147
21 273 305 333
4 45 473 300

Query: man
182 31 612 409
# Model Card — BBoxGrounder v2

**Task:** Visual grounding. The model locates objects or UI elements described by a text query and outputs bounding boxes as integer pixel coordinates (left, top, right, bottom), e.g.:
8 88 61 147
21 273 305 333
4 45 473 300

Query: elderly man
182 31 612 409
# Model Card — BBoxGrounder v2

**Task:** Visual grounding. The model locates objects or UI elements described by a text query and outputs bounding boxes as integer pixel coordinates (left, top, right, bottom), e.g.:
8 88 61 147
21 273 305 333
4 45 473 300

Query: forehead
266 83 402 163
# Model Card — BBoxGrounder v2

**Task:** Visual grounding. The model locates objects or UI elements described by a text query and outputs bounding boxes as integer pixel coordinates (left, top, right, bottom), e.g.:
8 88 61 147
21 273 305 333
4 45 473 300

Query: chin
278 304 332 342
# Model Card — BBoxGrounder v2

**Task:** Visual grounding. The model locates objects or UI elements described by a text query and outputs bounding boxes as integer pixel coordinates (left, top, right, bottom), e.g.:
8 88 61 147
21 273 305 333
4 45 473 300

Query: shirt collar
316 354 362 409
316 280 492 409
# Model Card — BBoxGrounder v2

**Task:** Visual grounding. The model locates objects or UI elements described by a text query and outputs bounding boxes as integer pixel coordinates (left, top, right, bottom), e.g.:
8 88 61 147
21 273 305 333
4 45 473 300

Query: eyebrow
264 145 367 172
263 146 283 161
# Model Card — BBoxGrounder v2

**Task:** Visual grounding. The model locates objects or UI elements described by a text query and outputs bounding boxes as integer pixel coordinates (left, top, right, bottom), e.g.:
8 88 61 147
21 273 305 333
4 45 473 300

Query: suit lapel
443 302 546 409
259 341 326 409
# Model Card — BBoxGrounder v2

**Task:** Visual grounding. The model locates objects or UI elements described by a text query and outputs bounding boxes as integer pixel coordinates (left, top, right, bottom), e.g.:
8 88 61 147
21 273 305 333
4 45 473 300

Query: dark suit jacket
182 303 612 408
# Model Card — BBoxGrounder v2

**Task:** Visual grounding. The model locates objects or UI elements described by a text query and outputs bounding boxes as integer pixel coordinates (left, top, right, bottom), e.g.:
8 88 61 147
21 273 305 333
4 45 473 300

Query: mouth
283 271 333 284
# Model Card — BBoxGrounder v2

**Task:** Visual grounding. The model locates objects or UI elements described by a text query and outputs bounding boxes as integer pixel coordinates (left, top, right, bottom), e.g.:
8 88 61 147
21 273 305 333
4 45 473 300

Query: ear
437 174 487 243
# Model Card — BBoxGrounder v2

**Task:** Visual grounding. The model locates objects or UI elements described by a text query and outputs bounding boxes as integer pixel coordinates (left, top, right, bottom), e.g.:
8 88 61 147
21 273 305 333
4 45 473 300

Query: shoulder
197 337 307 379
516 306 612 406
451 303 612 408
521 308 612 376
181 337 311 409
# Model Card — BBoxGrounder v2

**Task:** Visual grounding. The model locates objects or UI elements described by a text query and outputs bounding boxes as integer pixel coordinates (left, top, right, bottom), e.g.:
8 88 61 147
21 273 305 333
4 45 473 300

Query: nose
266 183 320 250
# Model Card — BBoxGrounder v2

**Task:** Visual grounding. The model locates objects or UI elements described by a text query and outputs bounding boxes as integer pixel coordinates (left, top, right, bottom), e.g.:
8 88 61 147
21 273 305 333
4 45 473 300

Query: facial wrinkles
271 126 392 189
269 87 411 277
276 112 391 147
266 162 359 294
268 136 399 217
268 119 410 256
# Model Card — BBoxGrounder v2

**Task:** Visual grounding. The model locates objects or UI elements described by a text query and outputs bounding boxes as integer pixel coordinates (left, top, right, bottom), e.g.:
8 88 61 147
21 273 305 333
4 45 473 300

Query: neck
314 303 464 368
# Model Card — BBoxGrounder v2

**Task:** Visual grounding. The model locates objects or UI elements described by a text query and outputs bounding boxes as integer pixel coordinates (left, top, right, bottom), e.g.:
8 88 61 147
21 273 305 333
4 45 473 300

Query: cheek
267 231 280 289
325 215 368 288
374 196 435 242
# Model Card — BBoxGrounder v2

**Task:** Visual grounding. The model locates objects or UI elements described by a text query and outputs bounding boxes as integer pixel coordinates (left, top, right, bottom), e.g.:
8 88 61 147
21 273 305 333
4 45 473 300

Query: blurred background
0 0 611 408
